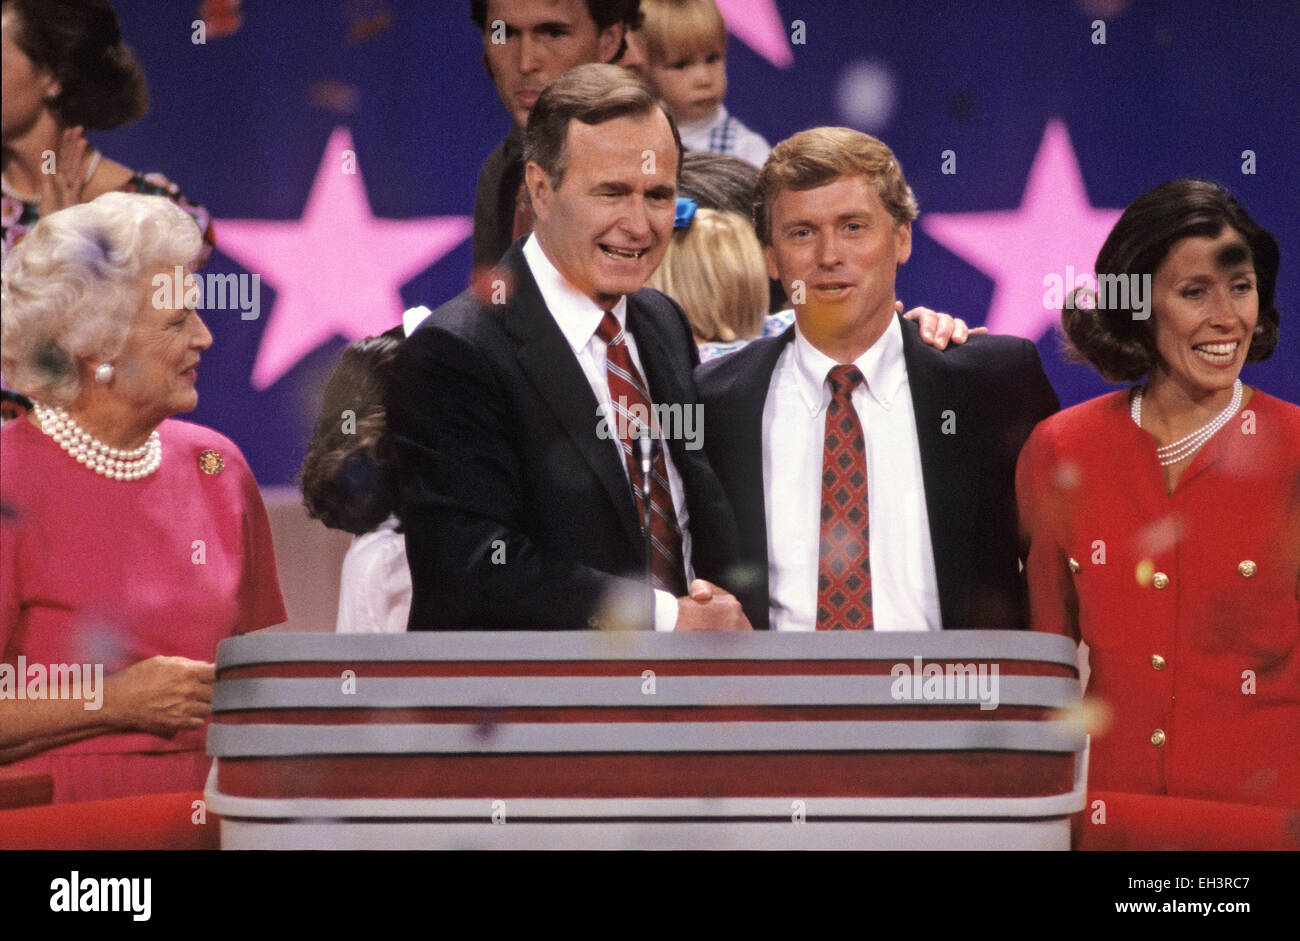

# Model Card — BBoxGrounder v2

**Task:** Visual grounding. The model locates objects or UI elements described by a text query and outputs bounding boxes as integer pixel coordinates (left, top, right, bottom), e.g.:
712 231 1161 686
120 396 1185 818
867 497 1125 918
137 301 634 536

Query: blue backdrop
94 0 1299 485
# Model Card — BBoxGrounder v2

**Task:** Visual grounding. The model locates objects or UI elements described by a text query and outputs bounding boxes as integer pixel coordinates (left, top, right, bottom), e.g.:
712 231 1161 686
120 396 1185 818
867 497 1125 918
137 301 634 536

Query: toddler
640 0 771 168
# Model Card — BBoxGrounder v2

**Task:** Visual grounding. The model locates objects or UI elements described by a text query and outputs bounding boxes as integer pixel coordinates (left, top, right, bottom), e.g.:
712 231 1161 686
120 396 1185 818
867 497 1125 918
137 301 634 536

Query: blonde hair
647 208 768 343
640 0 726 64
755 127 918 244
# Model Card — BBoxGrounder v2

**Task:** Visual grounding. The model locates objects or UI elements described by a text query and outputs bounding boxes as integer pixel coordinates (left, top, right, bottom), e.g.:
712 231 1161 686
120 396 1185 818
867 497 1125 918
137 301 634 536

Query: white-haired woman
0 192 285 803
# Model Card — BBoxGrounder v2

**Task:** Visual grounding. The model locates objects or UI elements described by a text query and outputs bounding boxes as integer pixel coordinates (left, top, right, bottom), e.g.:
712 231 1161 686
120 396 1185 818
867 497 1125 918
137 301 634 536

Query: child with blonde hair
639 0 771 168
647 206 770 361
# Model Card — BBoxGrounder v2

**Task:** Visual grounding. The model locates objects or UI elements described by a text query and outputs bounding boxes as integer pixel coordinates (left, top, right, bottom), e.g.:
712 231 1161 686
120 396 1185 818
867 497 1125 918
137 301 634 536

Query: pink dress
1 416 286 802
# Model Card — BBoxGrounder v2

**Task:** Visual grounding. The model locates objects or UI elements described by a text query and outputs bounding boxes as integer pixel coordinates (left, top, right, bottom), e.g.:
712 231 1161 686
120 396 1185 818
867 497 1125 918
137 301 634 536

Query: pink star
716 0 793 68
215 126 471 389
921 119 1123 341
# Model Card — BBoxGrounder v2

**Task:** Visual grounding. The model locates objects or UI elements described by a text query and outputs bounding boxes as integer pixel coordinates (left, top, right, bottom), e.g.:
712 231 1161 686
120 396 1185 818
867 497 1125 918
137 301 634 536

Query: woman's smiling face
1149 227 1258 398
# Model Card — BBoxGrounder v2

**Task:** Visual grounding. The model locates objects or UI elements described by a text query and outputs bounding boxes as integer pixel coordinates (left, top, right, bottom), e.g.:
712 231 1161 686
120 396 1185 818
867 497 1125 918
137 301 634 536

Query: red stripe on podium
217 752 1075 799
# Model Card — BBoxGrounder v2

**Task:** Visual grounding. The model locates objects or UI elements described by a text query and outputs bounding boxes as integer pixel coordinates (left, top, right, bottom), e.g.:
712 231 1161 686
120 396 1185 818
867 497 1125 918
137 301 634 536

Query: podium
205 630 1087 849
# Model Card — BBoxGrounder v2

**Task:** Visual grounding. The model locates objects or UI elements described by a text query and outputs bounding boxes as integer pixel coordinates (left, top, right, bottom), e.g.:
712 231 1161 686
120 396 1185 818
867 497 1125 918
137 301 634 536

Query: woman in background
1017 179 1298 810
0 193 285 802
1 0 213 263
300 331 410 634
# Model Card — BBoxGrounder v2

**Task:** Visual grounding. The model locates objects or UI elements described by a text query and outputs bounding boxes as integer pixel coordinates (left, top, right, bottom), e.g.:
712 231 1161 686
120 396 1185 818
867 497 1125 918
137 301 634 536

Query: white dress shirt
763 317 941 631
523 235 691 630
336 515 412 633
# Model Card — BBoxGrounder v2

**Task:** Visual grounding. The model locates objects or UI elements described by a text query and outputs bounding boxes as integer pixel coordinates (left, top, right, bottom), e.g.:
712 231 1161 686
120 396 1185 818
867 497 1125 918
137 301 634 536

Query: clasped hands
676 579 751 631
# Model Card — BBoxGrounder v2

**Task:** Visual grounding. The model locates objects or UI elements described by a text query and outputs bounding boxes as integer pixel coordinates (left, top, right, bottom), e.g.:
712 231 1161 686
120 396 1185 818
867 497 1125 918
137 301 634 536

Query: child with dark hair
300 330 410 633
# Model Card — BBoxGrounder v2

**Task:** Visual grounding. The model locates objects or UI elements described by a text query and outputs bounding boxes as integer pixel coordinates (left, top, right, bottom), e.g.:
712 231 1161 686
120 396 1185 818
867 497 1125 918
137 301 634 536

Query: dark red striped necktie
817 364 873 629
596 311 687 597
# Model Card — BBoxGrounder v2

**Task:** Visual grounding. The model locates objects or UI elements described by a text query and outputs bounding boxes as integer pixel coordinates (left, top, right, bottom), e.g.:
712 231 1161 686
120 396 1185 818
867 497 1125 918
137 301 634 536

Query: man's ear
597 22 625 64
524 161 552 222
894 220 912 266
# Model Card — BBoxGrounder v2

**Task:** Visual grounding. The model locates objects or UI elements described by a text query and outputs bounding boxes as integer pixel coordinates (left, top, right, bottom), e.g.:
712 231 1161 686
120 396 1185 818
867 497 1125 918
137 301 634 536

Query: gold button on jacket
1238 560 1257 578
1152 572 1170 590
1150 654 1166 670
1150 729 1166 747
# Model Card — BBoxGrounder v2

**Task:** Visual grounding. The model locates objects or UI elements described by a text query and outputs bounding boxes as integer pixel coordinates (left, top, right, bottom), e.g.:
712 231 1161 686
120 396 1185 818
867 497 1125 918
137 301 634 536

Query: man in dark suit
387 63 748 631
697 127 1060 632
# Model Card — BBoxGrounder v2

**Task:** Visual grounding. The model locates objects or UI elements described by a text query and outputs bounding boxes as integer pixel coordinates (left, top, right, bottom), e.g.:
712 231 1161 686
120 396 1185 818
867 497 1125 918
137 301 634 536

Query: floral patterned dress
2 170 214 268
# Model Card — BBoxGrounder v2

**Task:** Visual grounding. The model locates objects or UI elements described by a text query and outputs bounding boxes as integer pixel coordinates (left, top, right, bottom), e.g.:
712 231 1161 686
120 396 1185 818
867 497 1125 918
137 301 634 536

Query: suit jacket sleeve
1014 338 1062 452
999 338 1061 628
386 319 651 630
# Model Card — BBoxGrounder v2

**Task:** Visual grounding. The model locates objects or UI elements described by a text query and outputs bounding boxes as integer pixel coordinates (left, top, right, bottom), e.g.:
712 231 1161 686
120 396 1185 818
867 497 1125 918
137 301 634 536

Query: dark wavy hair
300 333 403 536
469 0 641 60
5 0 148 130
1062 179 1281 383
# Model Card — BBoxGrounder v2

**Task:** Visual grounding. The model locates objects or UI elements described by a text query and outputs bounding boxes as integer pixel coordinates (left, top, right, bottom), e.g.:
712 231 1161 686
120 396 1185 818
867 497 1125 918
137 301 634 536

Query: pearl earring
94 363 115 384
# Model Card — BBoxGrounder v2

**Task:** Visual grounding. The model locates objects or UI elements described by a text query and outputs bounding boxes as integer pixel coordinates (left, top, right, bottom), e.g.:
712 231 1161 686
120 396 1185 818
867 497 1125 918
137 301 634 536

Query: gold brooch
198 449 224 475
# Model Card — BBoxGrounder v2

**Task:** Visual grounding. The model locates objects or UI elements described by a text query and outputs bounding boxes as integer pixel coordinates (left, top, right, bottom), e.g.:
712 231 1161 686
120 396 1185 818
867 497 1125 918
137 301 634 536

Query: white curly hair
1 192 203 406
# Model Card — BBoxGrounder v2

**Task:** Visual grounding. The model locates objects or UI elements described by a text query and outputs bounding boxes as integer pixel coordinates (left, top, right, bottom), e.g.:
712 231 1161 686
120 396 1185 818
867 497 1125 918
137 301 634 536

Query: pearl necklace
1 150 102 204
1131 379 1242 467
32 403 161 480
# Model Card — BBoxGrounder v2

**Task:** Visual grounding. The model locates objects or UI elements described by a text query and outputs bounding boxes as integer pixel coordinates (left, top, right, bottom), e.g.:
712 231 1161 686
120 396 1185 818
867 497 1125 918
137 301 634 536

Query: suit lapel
743 331 794 630
624 295 718 566
899 314 967 626
717 328 795 630
625 296 696 472
498 246 642 547
624 297 684 417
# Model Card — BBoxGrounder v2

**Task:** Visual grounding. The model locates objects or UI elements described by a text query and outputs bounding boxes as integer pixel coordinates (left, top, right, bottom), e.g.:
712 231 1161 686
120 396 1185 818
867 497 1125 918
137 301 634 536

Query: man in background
470 0 642 268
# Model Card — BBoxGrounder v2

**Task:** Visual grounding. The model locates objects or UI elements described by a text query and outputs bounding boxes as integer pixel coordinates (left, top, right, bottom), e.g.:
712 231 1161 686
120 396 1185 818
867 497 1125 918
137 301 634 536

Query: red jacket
1017 389 1300 808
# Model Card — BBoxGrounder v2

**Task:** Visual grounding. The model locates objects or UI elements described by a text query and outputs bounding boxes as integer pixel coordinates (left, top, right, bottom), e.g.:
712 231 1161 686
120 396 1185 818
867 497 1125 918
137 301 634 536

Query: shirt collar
523 233 627 354
789 314 907 415
676 103 727 137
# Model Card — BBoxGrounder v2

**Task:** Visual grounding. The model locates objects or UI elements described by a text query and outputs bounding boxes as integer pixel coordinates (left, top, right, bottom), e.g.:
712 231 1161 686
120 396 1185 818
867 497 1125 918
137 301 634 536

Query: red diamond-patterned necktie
596 311 687 597
817 364 873 629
